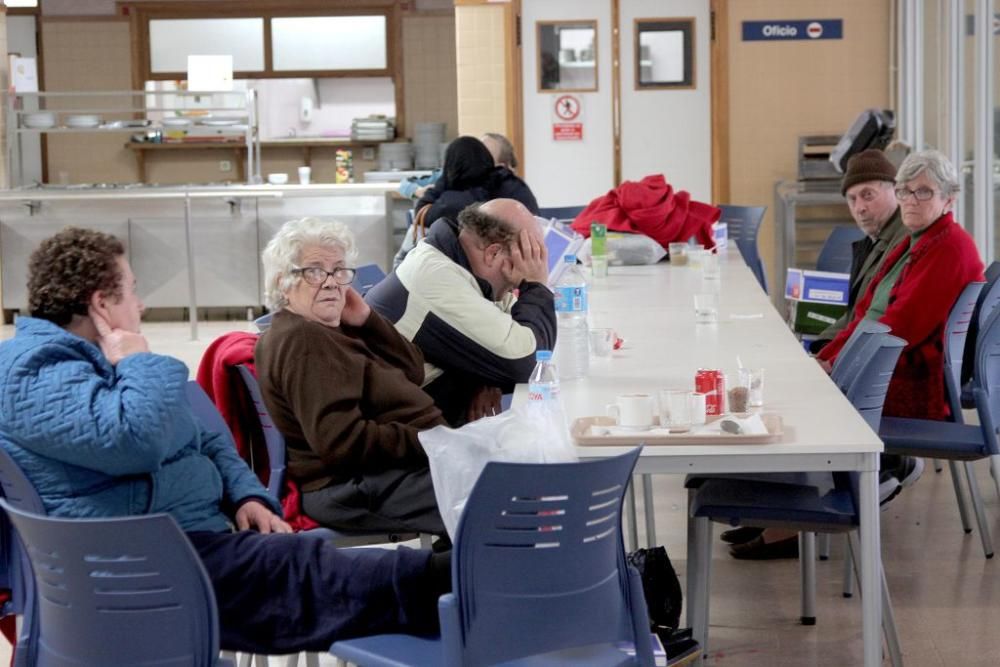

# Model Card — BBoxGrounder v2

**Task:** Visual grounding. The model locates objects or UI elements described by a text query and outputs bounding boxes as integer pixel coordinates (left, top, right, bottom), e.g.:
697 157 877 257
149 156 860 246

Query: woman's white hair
896 149 960 195
261 217 357 311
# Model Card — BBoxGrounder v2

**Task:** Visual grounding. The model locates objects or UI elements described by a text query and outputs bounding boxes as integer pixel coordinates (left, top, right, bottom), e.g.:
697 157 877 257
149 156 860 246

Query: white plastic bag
420 402 578 539
576 232 668 266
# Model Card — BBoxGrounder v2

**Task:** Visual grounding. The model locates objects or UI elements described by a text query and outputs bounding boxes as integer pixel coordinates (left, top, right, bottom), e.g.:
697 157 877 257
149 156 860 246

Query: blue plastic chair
233 365 420 548
879 299 1000 559
815 225 866 274
830 319 892 393
252 312 273 333
355 263 387 297
687 334 905 664
0 447 45 667
0 499 231 667
717 205 767 292
330 448 653 667
537 205 585 222
960 265 1000 403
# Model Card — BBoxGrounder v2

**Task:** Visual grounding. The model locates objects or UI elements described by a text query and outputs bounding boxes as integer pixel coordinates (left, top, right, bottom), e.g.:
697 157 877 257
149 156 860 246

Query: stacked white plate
22 112 56 129
199 117 242 127
66 114 102 128
378 142 413 171
413 122 446 169
162 117 192 127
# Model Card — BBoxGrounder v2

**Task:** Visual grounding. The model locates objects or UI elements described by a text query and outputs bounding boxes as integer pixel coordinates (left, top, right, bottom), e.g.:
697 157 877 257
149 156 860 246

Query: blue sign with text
742 19 843 42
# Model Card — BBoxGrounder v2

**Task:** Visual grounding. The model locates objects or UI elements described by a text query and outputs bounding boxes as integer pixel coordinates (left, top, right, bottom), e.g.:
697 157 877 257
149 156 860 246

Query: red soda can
695 369 725 416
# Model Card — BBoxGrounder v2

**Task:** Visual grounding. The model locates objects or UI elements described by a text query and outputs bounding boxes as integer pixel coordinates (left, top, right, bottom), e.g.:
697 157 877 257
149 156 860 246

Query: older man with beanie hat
809 148 908 353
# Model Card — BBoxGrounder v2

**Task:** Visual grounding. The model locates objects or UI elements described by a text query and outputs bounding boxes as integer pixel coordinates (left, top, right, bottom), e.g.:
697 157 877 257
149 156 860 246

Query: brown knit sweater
255 309 445 491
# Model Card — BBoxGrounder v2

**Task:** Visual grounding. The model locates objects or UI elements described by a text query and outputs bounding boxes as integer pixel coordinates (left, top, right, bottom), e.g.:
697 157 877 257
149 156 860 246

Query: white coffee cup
606 393 654 430
690 392 707 425
298 166 312 185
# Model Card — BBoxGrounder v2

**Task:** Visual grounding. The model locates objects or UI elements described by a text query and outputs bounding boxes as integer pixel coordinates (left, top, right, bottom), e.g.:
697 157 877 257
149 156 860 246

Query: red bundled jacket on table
570 174 720 249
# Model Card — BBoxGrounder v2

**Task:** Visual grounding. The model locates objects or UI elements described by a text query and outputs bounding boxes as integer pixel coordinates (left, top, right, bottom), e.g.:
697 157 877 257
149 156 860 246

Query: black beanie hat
841 149 898 196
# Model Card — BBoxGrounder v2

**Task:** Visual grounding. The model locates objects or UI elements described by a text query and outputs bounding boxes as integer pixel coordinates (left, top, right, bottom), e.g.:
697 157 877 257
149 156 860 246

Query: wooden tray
571 414 784 446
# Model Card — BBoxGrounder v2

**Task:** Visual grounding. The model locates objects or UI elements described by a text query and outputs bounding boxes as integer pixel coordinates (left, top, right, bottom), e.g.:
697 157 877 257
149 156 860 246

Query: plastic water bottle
554 254 589 380
527 350 560 404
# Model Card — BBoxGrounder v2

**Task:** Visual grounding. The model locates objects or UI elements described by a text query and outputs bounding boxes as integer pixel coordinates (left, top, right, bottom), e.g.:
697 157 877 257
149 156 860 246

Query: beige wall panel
726 0 891 287
403 14 459 140
41 19 137 184
454 4 507 138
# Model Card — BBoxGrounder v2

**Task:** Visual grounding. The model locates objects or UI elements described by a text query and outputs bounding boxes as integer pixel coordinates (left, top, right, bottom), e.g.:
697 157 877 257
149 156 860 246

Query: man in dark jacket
367 199 556 426
811 149 908 353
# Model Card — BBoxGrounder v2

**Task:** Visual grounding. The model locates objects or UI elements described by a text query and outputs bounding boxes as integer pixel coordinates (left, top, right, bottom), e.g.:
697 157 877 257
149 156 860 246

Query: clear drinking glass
739 367 765 407
693 293 718 324
589 328 615 357
659 389 692 432
668 242 688 265
702 251 720 280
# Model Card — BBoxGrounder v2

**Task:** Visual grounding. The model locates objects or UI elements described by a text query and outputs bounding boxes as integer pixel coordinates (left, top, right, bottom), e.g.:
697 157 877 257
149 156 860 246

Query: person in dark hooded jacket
416 136 539 226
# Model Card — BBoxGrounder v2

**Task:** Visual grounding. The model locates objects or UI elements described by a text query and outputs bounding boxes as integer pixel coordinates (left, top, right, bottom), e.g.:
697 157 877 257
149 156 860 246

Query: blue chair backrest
185 381 239 448
816 225 866 273
235 364 285 499
942 282 984 420
355 263 387 297
959 264 1000 386
717 205 767 292
986 260 1000 284
830 319 892 393
844 333 906 431
971 306 1000 456
253 313 273 333
1 500 222 667
446 447 647 666
537 205 585 222
0 446 43 627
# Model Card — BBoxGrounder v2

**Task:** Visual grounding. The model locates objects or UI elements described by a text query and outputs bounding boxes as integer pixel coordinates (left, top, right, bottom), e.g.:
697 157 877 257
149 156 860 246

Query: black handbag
627 546 683 632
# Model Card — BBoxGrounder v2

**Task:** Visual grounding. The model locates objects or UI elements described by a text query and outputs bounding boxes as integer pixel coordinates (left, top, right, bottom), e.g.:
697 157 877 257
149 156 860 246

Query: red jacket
570 174 720 249
819 212 984 420
196 331 319 531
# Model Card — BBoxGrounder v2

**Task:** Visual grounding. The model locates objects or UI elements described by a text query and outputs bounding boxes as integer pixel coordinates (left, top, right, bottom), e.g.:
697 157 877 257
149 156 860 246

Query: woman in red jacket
818 149 984 420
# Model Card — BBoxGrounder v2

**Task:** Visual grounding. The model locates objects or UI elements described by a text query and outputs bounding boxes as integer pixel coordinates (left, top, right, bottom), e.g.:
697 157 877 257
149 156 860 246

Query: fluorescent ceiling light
4 0 40 7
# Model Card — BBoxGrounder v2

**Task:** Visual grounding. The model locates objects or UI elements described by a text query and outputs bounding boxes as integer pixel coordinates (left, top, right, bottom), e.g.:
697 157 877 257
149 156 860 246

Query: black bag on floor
627 546 683 632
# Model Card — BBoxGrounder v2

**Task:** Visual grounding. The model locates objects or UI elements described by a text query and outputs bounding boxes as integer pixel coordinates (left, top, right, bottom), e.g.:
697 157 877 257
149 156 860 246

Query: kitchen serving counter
0 183 411 338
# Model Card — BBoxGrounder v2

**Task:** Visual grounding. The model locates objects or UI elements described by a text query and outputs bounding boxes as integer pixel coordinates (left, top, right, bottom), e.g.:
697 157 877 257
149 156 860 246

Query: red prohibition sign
554 95 580 121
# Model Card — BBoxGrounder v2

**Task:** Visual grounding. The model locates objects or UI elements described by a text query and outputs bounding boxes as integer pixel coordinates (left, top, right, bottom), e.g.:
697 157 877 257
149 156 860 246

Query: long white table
515 251 884 666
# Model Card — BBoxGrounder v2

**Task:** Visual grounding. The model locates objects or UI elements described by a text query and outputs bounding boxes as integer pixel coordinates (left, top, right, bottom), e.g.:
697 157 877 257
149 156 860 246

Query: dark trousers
302 466 446 536
188 531 440 654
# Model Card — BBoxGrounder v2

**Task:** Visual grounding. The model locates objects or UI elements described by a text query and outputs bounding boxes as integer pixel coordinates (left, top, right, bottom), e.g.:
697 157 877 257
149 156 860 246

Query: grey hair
481 132 518 170
261 217 357 311
896 149 960 196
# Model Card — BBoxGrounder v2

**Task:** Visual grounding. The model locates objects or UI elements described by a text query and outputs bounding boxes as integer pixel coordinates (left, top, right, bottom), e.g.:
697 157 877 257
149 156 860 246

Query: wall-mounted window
271 16 387 72
537 20 598 93
149 18 265 74
635 18 695 90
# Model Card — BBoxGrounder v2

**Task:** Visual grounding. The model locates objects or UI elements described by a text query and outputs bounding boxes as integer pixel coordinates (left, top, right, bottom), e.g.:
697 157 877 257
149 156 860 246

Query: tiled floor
1 319 999 666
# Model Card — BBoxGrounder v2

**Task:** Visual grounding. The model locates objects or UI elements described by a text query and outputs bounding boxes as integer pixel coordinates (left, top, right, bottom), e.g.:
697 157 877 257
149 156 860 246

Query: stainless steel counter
0 183 406 339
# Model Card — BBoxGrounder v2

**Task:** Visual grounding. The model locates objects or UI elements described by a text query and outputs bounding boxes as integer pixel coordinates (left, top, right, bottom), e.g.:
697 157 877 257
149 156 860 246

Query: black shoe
719 526 764 545
892 456 924 488
729 534 799 560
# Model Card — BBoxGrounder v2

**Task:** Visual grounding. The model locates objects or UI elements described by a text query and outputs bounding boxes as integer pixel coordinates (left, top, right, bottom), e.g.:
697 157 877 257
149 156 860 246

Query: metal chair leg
304 652 321 667
642 473 657 547
690 516 713 660
237 653 252 667
626 476 639 552
818 532 831 560
685 489 697 629
846 532 903 667
253 655 268 667
284 653 300 667
933 458 943 473
799 532 817 625
991 454 1000 501
948 460 973 534
964 461 994 558
842 535 855 598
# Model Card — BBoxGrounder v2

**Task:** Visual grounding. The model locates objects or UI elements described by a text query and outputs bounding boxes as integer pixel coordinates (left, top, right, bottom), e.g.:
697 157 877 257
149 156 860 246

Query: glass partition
271 16 388 71
149 18 265 73
635 18 695 89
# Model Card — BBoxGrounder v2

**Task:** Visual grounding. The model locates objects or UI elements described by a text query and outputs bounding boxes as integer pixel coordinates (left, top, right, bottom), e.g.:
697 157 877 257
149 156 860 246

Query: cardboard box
784 268 850 305
787 300 847 335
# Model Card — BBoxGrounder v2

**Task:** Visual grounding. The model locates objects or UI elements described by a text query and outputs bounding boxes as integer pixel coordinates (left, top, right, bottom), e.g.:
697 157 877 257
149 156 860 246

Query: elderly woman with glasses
818 149 984 420
255 217 447 535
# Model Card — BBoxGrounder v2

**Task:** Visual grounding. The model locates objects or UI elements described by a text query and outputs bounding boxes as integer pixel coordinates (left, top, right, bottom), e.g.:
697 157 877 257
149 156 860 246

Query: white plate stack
66 114 102 128
413 122 446 169
378 142 413 171
351 116 395 142
22 112 56 129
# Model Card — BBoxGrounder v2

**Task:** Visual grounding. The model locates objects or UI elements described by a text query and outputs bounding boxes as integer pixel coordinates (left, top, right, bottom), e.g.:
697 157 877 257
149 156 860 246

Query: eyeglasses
894 186 940 202
291 266 356 286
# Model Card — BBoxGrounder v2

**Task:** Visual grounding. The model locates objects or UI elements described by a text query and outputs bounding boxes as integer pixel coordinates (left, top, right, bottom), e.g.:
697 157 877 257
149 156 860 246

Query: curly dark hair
457 202 518 248
27 227 125 326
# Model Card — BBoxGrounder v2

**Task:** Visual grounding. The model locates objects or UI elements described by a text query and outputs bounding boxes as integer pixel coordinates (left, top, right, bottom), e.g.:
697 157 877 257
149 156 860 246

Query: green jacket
816 208 907 342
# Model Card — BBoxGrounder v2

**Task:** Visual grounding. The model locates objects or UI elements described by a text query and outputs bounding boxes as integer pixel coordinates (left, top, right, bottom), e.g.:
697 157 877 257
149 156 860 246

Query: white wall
521 0 614 208
619 0 712 201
